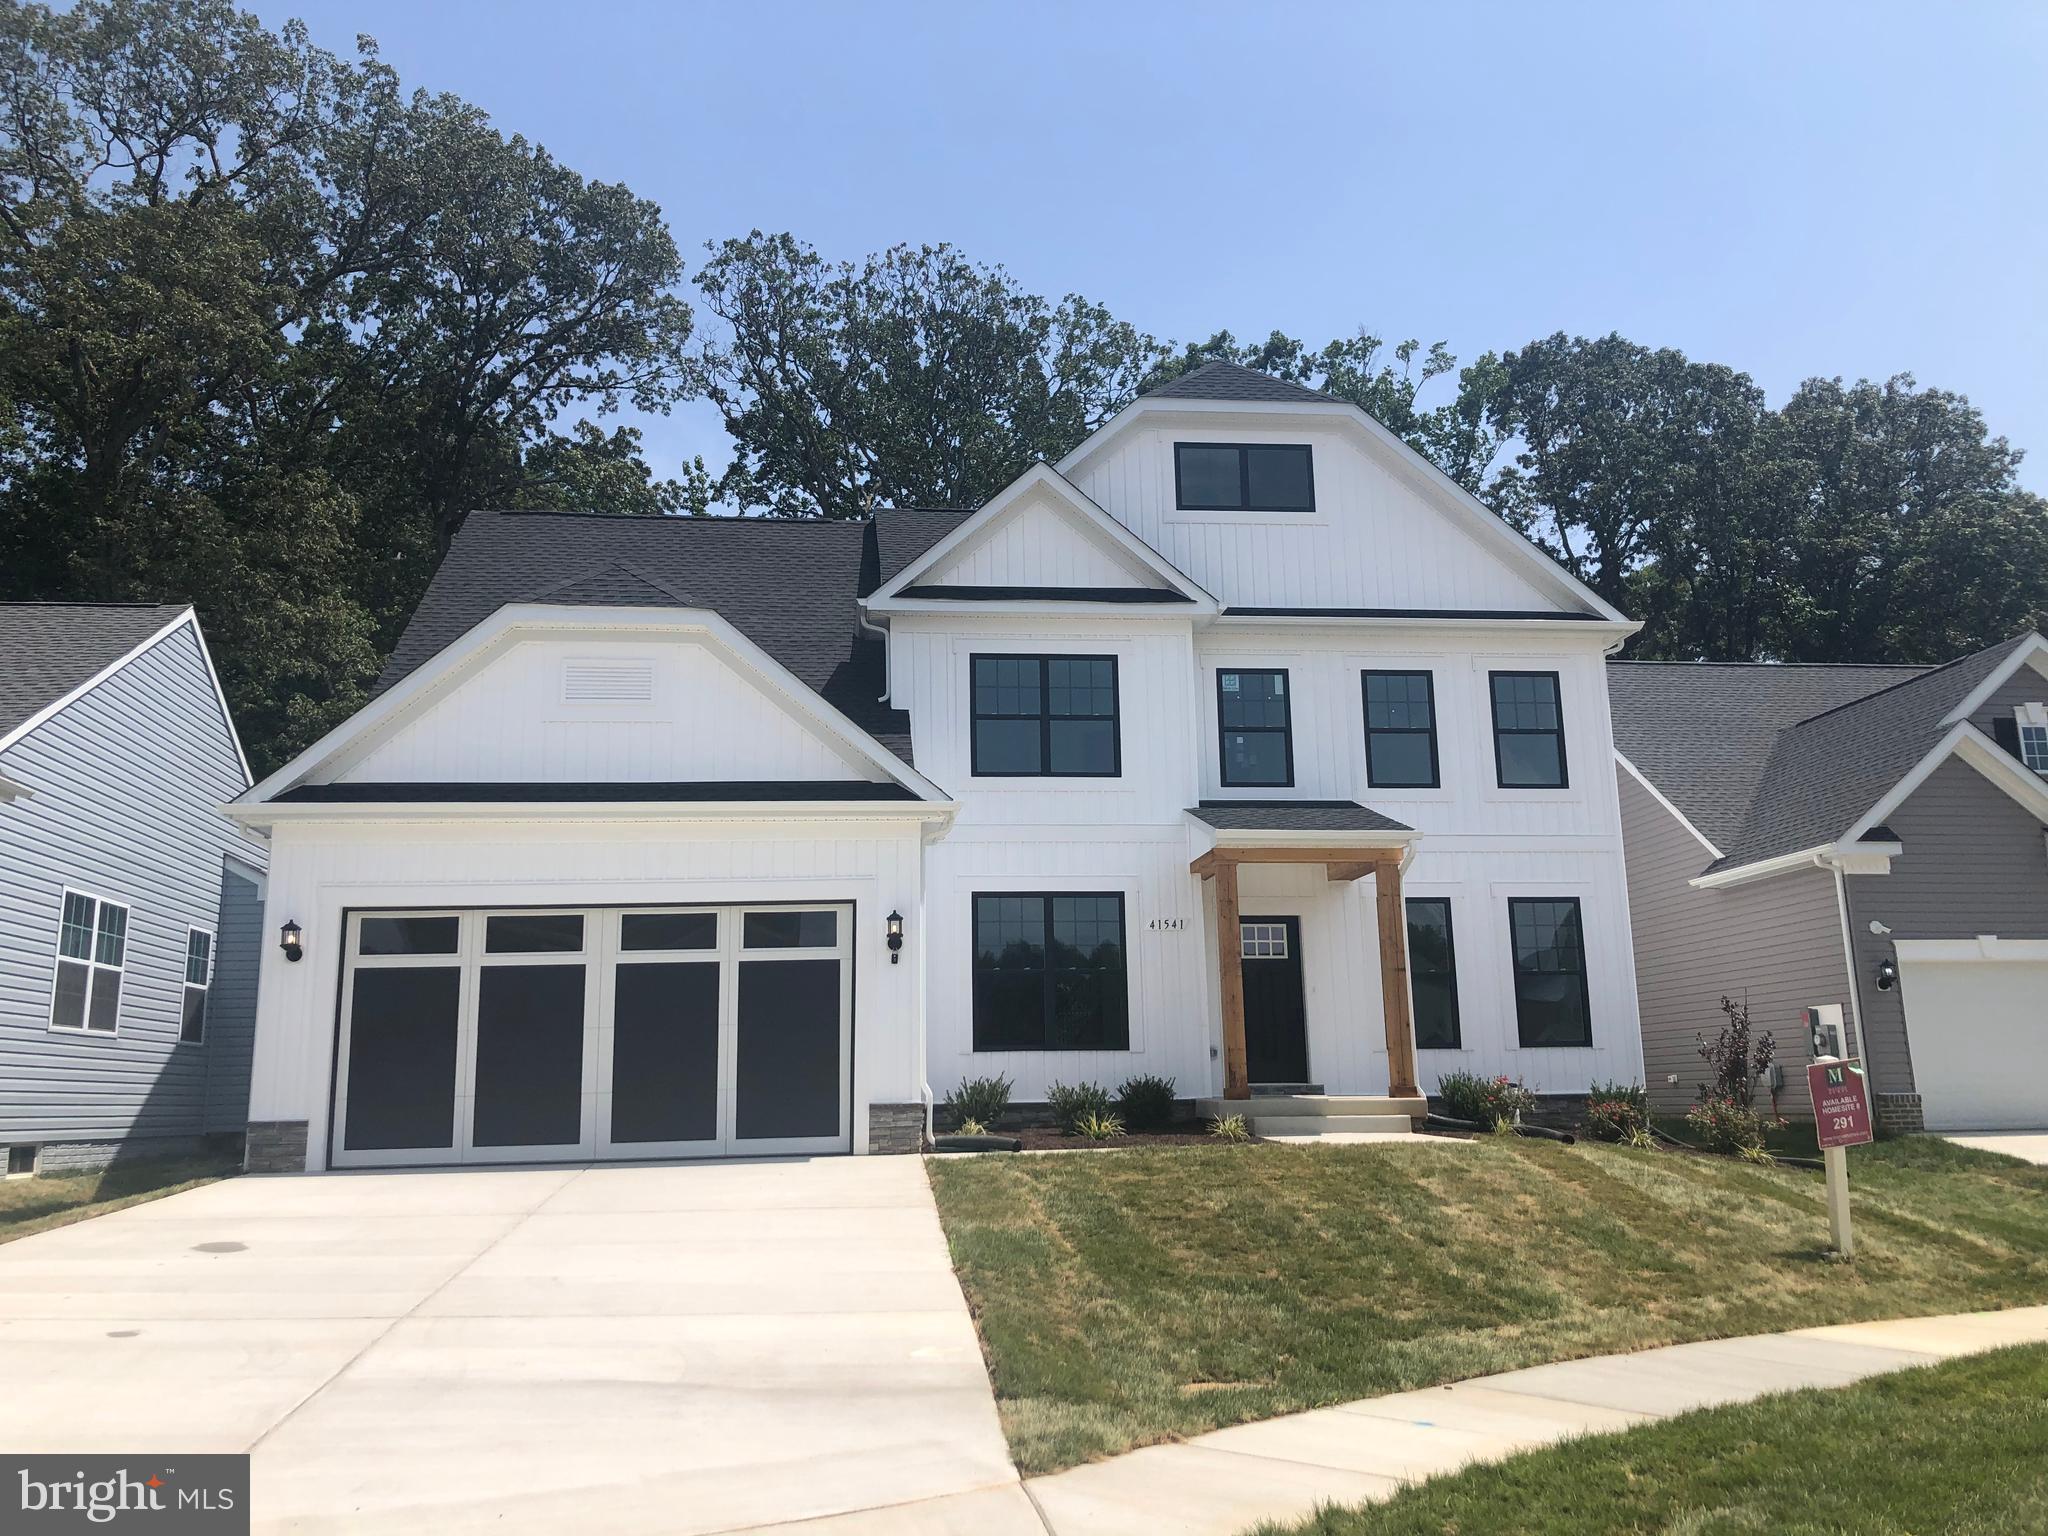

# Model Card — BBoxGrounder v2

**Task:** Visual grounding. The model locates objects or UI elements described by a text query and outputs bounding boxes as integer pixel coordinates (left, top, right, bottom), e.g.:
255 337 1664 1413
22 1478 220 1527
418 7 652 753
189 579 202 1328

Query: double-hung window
2020 722 2048 774
181 928 213 1043
971 893 1129 1051
1405 898 1461 1049
1490 671 1569 788
50 890 128 1034
1363 671 1440 788
1174 443 1316 512
971 655 1120 776
1218 669 1293 787
1508 898 1592 1047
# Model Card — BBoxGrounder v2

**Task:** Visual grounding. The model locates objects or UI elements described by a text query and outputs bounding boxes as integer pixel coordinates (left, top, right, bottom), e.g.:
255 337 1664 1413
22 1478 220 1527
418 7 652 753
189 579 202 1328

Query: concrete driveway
0 1158 1038 1534
1940 1131 2048 1165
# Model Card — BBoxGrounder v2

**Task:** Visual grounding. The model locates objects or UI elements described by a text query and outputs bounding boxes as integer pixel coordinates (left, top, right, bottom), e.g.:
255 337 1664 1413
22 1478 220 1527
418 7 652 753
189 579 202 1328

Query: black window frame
969 653 1122 778
1216 667 1295 788
1507 896 1593 1048
970 891 1130 1052
1489 670 1570 789
1404 897 1461 1050
1363 670 1442 789
1173 442 1317 513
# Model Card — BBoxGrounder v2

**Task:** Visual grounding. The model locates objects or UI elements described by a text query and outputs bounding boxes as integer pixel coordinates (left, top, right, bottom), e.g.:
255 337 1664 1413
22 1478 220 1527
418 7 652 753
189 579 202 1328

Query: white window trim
49 886 130 1037
182 924 215 1044
2015 707 2048 773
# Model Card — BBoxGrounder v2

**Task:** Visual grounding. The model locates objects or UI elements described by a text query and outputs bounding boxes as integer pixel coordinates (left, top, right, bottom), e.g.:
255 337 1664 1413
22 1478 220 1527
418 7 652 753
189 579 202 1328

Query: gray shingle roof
276 780 918 804
1189 800 1413 833
0 603 191 744
1143 360 1336 405
376 512 916 762
870 506 970 589
1610 635 2036 872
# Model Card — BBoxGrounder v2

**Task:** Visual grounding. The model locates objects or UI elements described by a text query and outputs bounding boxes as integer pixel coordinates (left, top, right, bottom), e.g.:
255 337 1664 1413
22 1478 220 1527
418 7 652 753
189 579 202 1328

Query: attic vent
562 659 654 704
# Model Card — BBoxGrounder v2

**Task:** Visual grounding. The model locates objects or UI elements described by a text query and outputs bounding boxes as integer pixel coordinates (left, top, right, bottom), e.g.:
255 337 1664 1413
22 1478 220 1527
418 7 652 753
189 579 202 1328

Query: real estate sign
1809 1058 1874 1150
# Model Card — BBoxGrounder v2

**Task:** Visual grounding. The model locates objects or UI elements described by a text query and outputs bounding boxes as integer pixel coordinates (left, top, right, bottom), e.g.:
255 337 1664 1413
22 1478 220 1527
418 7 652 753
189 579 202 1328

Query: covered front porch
1187 802 1426 1126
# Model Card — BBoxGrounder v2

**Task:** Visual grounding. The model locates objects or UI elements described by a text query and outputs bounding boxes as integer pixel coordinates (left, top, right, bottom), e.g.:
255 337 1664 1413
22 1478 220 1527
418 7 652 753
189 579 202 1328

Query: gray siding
0 622 265 1146
204 863 264 1134
1618 772 1855 1118
1967 663 2048 739
1845 755 2048 1096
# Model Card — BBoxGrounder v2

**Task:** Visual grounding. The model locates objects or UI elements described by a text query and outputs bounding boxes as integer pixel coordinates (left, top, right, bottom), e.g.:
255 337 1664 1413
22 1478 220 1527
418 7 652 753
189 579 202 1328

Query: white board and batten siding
1067 418 1567 613
334 636 881 785
0 621 264 1153
922 487 1169 591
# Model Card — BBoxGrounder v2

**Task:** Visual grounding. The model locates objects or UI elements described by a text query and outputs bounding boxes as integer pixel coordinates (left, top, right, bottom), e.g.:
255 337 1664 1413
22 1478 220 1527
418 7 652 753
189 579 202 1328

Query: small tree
1696 994 1776 1104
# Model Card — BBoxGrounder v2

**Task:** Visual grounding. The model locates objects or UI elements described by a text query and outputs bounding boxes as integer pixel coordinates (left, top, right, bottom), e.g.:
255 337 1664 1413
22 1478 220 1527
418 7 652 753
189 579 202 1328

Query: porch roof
1187 799 1413 834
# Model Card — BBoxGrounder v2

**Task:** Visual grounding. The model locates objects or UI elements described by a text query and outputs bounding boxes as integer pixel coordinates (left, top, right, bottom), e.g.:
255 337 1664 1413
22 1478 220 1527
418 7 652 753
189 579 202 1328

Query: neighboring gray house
1610 631 2048 1133
0 604 268 1173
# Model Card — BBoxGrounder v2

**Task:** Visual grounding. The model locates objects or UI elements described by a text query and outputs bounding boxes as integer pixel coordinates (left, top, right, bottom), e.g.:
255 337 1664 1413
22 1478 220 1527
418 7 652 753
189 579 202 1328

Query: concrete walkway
0 1158 1020 1535
1011 1305 2048 1536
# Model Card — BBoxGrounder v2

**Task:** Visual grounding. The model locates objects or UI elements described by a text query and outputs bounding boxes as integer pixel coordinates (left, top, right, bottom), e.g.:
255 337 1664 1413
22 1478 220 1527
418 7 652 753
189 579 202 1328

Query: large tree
692 233 1167 518
0 0 694 768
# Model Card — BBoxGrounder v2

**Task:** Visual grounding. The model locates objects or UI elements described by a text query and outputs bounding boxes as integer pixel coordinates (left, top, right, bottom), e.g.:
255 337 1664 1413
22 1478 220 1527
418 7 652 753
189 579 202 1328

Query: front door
1240 916 1308 1084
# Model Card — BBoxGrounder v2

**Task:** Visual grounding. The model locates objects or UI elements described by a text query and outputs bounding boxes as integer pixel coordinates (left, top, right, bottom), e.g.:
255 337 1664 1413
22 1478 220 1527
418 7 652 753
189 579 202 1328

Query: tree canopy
4 0 2042 776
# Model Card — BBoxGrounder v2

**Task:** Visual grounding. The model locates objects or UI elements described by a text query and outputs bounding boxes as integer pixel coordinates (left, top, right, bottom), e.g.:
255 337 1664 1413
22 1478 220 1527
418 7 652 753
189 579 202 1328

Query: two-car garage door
1897 949 2048 1131
331 904 852 1167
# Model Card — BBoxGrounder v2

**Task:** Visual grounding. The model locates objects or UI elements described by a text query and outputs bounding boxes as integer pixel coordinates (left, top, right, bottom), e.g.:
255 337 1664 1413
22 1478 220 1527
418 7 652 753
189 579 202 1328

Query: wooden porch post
1214 856 1249 1099
1375 857 1421 1098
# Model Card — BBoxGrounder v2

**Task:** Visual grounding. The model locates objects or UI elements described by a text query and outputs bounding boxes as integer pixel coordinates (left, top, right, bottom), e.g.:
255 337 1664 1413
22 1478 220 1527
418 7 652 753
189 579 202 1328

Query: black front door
1241 916 1308 1084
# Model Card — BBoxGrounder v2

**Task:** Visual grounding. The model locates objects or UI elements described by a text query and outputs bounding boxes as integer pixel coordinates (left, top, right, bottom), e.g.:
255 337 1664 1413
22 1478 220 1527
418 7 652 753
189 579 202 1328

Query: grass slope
1255 1343 2048 1536
927 1135 2048 1474
0 1156 238 1244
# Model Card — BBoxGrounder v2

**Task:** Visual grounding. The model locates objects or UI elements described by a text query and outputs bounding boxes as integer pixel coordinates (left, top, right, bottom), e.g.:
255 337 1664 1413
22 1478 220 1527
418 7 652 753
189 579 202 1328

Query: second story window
1363 671 1440 788
1218 668 1293 787
971 655 1120 777
1490 671 1569 789
1174 443 1315 512
2019 721 2048 774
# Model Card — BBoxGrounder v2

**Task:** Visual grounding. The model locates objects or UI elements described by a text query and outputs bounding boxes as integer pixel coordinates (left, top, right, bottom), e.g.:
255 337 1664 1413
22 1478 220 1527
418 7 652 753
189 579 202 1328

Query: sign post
1807 1057 1874 1258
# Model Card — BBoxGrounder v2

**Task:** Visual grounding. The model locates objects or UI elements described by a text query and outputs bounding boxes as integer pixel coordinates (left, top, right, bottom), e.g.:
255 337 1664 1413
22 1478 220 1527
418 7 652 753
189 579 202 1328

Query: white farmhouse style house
229 362 1647 1171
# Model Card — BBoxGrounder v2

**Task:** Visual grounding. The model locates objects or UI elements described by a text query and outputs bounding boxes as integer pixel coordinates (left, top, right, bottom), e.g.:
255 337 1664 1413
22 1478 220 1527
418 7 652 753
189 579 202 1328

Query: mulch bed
1005 1126 1227 1150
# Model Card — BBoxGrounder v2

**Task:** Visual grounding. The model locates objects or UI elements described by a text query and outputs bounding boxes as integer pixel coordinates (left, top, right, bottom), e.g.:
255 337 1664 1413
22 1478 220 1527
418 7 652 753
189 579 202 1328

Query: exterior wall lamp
1874 957 1897 991
280 919 304 962
886 910 904 964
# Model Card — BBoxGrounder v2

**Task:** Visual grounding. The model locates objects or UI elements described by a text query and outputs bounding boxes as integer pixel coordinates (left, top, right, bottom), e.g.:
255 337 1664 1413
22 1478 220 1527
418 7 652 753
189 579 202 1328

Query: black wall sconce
280 919 304 962
1874 957 1897 992
886 910 904 964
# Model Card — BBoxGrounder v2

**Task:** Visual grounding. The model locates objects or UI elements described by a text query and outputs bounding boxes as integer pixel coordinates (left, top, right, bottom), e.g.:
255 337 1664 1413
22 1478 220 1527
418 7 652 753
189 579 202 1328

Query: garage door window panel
342 966 462 1152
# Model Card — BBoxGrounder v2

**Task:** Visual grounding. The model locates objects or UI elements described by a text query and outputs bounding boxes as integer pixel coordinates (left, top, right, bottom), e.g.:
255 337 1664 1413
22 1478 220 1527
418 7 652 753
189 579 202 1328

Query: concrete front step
1250 1114 1415 1137
1197 1094 1426 1122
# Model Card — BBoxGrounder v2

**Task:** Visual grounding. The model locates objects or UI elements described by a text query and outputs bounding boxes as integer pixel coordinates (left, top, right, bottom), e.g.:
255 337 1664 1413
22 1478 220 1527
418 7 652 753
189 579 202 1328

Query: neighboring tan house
0 604 268 1173
227 360 1647 1173
1611 631 2048 1133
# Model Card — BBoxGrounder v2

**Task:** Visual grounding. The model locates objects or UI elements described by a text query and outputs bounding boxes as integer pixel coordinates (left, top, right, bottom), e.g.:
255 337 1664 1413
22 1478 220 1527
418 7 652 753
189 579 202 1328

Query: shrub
1686 1092 1774 1155
1208 1113 1251 1143
1074 1111 1125 1142
1437 1071 1535 1126
1696 995 1776 1105
1046 1080 1112 1135
1116 1074 1179 1132
955 1117 987 1137
944 1074 1012 1129
1585 1081 1649 1143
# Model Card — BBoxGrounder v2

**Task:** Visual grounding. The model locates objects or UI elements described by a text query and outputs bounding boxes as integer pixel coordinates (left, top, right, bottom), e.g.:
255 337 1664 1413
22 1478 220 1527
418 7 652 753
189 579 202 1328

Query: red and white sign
1809 1058 1874 1150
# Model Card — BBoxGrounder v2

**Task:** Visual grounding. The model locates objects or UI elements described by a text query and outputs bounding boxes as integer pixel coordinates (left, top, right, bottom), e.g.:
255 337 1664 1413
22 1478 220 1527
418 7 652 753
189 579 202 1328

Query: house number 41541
1149 917 1188 932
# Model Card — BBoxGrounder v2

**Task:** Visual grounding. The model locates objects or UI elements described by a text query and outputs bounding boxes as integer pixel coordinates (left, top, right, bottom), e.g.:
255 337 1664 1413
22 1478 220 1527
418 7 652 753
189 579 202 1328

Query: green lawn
0 1155 239 1244
1254 1343 2048 1536
927 1135 2048 1474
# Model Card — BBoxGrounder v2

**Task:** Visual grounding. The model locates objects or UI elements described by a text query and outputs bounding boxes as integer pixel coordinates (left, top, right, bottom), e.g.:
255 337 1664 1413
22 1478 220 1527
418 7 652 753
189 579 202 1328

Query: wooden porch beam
1325 861 1379 883
1214 858 1249 1099
1190 845 1404 876
1375 857 1421 1098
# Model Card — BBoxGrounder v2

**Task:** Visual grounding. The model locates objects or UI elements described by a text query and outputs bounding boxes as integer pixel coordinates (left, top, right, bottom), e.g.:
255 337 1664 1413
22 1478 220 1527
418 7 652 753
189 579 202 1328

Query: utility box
1804 1003 1846 1061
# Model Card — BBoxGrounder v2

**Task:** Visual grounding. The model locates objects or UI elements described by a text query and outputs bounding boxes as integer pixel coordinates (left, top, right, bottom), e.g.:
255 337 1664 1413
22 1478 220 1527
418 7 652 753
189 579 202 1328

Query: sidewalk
1012 1304 2048 1536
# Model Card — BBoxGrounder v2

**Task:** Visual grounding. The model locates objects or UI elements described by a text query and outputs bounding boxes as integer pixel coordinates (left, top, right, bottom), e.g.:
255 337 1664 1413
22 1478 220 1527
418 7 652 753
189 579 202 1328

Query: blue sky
248 0 2047 491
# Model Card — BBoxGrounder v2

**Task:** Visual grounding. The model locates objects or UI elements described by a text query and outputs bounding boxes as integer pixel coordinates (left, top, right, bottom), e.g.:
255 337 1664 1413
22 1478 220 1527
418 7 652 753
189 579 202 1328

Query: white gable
331 635 879 785
1063 411 1604 615
922 483 1173 591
